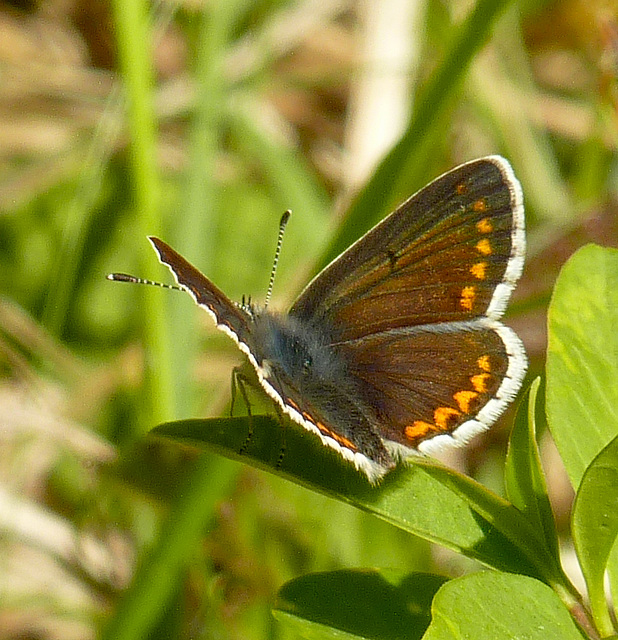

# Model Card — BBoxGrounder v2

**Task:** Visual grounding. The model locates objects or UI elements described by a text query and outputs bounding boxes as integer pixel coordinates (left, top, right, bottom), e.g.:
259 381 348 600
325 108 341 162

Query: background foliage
0 0 617 638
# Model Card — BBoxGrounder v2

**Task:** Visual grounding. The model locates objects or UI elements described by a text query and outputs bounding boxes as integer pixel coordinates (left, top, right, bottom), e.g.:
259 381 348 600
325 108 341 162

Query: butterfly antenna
264 210 291 309
106 272 183 291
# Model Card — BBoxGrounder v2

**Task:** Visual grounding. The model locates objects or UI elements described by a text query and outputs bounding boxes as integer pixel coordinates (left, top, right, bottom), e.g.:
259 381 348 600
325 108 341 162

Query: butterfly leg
272 401 287 470
232 366 288 469
230 366 253 418
231 366 255 455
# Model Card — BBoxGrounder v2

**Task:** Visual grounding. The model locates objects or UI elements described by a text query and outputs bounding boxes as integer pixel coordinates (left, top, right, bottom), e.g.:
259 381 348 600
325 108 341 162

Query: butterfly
111 156 527 483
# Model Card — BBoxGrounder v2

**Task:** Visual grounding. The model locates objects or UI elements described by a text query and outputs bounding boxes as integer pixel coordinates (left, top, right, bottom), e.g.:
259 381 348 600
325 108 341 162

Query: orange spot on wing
470 261 487 280
404 351 501 445
473 199 487 212
405 421 436 441
477 355 491 372
471 372 492 393
454 390 479 414
434 406 461 430
476 218 493 233
460 286 476 311
476 238 492 256
456 183 468 195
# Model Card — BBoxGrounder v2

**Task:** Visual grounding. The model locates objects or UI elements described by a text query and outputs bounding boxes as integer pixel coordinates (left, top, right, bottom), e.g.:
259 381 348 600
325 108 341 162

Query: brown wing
149 237 254 347
290 157 524 343
335 319 526 450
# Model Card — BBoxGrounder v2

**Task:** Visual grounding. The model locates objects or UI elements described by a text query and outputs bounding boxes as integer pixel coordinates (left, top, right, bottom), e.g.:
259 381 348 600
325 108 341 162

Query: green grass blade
505 378 560 561
320 0 518 269
229 106 331 273
41 90 123 338
112 0 171 427
101 455 238 640
169 0 250 416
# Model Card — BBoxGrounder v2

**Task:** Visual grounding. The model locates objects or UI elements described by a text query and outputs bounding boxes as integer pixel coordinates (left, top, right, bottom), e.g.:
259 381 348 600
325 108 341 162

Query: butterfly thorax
249 310 343 389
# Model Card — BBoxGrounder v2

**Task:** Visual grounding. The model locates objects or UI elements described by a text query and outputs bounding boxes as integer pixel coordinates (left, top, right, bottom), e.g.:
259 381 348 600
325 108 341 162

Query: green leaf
546 245 618 490
274 570 446 640
572 434 618 637
608 543 618 638
152 416 569 590
422 572 583 640
505 378 559 561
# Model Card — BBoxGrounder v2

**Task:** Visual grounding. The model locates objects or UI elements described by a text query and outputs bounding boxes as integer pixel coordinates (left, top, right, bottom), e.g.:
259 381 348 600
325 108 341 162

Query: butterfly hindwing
333 319 526 455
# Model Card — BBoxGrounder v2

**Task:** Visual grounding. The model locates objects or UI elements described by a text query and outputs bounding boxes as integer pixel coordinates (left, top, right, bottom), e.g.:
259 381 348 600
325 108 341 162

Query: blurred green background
0 0 616 638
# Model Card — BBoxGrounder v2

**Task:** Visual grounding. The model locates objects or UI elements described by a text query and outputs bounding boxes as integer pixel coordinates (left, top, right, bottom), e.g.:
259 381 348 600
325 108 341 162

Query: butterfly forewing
290 157 524 343
149 237 254 348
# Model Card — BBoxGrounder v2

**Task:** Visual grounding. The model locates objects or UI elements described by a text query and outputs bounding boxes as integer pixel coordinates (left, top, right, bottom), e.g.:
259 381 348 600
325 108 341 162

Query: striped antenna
106 272 183 291
264 210 291 309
